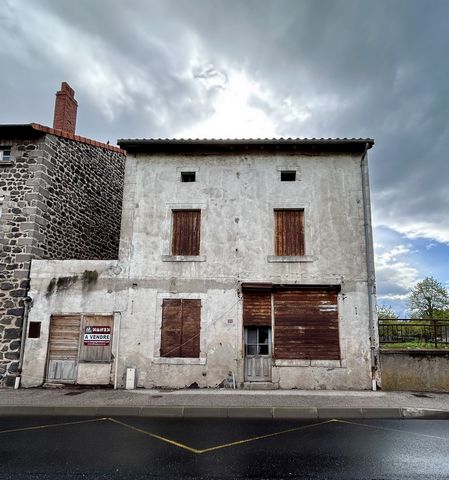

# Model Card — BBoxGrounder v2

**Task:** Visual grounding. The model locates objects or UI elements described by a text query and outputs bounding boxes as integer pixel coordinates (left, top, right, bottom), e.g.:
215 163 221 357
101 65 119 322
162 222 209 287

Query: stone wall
380 350 449 393
0 137 46 386
39 135 125 260
0 133 125 386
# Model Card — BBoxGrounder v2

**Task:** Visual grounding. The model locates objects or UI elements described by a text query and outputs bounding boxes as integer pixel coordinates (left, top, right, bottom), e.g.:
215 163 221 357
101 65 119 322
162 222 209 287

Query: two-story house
20 138 378 390
0 83 125 387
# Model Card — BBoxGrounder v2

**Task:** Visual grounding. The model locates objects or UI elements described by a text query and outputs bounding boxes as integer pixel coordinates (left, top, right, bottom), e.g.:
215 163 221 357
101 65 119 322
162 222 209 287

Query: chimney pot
53 82 78 134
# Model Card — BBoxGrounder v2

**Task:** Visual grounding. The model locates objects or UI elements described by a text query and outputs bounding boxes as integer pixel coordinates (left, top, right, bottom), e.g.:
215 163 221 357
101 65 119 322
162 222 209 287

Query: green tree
407 276 449 319
377 304 399 319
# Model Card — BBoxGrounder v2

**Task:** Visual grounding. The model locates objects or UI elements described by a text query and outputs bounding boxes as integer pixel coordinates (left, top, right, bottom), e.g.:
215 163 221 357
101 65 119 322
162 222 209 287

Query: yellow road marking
198 419 335 453
0 417 108 435
107 418 201 453
108 418 335 454
334 419 449 442
4 415 444 455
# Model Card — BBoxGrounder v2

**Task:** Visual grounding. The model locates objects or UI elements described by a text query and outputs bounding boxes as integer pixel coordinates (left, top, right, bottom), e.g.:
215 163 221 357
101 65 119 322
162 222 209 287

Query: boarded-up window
79 315 114 363
172 210 201 256
273 289 340 360
274 209 305 256
243 291 272 327
160 299 201 358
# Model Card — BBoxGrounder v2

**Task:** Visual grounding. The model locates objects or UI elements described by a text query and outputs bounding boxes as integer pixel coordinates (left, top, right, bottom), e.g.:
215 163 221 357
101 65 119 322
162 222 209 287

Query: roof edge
0 123 125 155
31 124 125 154
118 138 374 154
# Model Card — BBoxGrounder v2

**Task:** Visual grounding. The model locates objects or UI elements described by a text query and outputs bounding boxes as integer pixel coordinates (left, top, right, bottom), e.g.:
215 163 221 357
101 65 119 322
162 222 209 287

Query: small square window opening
281 171 296 182
28 321 41 338
0 148 12 163
181 172 196 182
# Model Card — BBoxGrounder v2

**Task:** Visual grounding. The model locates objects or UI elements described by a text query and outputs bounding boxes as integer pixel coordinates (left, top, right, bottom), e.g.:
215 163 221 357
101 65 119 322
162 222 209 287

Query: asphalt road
1 416 449 479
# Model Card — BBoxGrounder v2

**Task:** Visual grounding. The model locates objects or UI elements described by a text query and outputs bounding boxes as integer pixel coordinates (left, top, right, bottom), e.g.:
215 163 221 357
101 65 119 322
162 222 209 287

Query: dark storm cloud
163 0 449 239
1 0 449 245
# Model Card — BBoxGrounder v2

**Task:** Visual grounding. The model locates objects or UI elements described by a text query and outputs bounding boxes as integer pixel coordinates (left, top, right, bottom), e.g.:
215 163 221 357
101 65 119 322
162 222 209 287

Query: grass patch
381 342 449 350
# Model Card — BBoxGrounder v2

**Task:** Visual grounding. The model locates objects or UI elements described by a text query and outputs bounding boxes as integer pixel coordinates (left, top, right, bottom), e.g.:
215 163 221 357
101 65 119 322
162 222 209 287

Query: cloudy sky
1 0 448 315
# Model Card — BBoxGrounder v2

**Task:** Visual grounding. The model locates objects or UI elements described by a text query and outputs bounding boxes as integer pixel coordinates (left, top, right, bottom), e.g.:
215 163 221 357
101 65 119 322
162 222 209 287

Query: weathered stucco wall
22 150 375 390
380 350 449 393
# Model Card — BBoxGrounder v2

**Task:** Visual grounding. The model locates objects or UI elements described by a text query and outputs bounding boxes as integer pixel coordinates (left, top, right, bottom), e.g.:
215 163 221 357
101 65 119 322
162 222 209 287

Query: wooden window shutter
160 299 201 358
243 291 272 327
161 299 183 357
179 299 201 357
275 209 304 256
273 289 340 360
172 210 201 256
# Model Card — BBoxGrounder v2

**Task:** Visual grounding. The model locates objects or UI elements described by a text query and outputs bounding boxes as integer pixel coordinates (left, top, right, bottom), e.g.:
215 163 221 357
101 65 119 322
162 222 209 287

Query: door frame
243 326 273 382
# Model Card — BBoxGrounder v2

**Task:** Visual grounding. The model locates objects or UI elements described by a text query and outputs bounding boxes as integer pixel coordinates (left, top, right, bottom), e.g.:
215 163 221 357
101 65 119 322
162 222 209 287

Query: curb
0 406 448 419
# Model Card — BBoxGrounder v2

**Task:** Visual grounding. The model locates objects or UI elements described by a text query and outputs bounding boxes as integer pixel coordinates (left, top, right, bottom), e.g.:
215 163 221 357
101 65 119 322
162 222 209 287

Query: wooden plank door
79 315 114 362
46 315 81 383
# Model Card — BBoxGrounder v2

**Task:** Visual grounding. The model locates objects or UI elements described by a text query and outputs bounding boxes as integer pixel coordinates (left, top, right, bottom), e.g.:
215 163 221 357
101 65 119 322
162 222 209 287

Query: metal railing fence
378 319 449 348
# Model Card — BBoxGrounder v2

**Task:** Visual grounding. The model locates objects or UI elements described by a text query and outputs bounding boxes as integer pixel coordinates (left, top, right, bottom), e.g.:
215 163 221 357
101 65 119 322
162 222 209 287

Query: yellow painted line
197 419 335 454
334 419 449 442
108 418 335 455
107 418 201 454
0 417 108 435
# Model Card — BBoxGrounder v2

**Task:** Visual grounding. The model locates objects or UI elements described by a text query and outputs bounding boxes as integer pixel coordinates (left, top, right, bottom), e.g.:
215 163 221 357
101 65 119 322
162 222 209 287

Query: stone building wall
0 133 125 386
0 137 47 386
39 135 125 260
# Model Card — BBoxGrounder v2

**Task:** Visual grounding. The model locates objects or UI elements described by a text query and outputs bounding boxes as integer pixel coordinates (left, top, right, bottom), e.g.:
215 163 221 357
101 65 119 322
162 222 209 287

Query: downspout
113 311 122 390
360 143 379 391
15 295 32 389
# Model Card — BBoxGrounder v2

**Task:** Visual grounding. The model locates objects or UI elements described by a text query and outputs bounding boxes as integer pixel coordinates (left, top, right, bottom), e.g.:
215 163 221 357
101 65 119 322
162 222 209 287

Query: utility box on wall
126 367 136 389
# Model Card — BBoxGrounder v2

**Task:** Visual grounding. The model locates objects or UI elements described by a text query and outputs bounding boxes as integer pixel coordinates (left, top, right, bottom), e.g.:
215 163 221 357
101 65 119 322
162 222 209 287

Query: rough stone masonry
0 125 125 386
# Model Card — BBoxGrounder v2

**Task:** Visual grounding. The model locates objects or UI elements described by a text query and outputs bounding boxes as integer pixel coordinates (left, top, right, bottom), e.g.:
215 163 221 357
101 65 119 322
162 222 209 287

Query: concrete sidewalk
1 387 449 419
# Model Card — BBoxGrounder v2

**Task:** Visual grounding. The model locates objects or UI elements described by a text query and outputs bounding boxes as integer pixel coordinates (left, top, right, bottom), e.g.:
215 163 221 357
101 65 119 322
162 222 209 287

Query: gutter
360 143 379 390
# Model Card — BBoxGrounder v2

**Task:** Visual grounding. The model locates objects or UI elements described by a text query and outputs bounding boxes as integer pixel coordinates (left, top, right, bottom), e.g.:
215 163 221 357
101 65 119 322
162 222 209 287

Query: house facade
21 138 378 390
0 83 125 387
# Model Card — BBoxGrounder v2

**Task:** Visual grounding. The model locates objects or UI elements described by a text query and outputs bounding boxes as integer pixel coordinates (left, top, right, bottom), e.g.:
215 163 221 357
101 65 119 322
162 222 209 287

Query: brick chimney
53 82 78 133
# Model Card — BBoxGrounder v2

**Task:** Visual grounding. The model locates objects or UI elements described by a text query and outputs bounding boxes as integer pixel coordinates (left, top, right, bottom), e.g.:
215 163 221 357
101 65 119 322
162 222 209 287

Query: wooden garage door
274 289 340 360
47 315 81 382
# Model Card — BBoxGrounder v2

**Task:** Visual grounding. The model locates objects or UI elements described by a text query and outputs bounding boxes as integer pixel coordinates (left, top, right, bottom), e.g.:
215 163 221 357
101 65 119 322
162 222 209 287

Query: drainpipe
113 311 122 390
14 295 32 389
360 143 379 391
